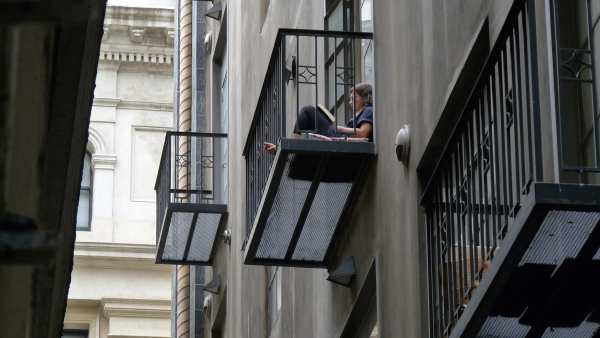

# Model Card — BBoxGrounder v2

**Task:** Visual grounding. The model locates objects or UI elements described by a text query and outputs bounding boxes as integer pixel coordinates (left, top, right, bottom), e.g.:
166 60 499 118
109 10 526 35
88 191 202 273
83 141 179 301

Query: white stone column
91 154 117 241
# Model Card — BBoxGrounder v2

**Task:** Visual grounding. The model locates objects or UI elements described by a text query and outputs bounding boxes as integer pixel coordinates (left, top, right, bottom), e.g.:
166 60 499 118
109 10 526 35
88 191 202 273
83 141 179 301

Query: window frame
76 151 92 231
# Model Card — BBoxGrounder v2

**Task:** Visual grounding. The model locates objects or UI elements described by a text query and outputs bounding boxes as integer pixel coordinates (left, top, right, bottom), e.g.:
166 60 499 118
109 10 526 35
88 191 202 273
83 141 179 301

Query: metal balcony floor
156 203 227 265
243 138 375 267
451 183 600 338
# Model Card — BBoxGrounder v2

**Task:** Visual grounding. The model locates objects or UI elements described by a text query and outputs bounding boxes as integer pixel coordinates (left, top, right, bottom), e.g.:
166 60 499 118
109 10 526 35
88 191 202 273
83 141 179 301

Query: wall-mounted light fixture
203 275 221 294
206 2 222 21
204 32 213 52
327 256 356 287
395 124 410 165
222 229 231 245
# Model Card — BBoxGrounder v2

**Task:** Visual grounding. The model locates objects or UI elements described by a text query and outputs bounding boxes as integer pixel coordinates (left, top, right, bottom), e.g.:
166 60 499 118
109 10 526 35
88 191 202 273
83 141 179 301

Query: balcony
155 132 228 265
243 29 375 267
419 1 600 337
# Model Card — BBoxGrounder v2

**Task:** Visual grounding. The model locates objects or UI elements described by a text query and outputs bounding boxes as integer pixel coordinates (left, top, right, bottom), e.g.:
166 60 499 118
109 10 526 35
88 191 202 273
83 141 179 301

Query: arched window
76 151 92 230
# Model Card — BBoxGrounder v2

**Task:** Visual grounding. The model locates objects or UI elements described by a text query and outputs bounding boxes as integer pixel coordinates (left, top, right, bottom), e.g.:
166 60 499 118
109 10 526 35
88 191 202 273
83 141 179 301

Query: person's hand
263 142 277 154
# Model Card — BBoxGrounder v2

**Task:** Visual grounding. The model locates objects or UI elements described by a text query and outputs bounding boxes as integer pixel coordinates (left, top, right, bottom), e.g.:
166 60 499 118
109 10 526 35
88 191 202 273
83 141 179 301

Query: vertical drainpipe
177 0 192 337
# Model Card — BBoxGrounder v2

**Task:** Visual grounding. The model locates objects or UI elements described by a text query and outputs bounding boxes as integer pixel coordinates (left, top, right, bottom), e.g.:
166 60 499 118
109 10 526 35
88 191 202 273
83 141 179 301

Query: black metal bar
526 0 543 181
182 212 199 261
425 211 436 338
334 36 338 122
585 0 600 169
244 148 289 262
513 26 527 193
509 31 521 208
314 35 319 133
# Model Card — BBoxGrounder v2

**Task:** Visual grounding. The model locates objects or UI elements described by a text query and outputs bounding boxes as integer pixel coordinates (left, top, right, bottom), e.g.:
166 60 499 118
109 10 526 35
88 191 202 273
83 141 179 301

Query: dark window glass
76 151 92 230
62 330 88 338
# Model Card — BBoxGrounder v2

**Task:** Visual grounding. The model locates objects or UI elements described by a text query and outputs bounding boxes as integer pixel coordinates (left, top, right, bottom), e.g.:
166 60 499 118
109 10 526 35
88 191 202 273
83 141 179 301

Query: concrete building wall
186 1 568 338
64 3 174 338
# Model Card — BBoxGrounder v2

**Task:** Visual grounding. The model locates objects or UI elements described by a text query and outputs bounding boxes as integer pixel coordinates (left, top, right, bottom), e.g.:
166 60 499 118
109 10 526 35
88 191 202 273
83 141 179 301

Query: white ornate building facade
63 2 175 337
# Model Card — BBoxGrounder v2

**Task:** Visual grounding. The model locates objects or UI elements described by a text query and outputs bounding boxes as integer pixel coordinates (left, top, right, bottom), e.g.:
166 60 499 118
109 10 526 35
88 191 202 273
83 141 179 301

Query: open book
317 104 335 123
308 133 368 142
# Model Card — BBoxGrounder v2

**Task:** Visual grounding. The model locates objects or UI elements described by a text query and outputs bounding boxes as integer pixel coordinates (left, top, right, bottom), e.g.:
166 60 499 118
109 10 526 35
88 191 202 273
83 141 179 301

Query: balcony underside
244 138 375 267
156 203 227 265
452 183 600 338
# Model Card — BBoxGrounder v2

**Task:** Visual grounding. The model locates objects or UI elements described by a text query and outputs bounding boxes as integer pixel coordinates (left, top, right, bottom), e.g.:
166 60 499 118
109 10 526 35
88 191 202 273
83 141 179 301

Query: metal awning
243 138 375 267
452 183 600 338
156 203 227 265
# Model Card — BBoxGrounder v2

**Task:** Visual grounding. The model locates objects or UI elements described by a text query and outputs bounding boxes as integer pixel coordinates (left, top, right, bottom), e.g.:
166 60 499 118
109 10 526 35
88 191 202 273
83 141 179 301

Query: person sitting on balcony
264 82 374 153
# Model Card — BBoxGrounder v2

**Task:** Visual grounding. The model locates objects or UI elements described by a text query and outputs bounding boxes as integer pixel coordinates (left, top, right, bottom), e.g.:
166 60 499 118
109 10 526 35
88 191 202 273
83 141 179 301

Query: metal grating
163 211 194 261
519 210 600 266
157 205 226 265
292 181 352 262
244 139 374 267
154 132 228 265
188 213 223 261
478 316 531 337
540 322 600 338
256 156 312 260
445 183 600 338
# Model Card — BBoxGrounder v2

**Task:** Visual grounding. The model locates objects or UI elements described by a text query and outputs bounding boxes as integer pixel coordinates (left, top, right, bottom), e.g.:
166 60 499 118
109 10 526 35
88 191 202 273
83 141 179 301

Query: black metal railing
243 28 373 241
155 132 228 243
421 1 543 336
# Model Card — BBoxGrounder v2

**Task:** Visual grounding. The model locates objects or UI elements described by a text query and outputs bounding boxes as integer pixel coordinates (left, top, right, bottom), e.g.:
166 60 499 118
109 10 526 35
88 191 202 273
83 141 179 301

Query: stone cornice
105 6 174 29
93 97 173 111
101 298 171 319
99 49 173 65
92 154 117 170
73 242 169 271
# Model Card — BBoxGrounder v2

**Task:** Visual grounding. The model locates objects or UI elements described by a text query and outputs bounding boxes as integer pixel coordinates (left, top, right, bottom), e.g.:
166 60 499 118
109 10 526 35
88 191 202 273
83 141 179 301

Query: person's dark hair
353 82 373 106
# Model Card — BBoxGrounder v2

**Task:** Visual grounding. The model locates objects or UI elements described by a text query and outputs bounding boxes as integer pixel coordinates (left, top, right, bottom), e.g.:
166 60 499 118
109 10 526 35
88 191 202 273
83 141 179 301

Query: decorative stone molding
73 242 170 271
99 50 173 65
87 126 107 154
92 154 117 170
93 97 120 108
100 6 174 67
104 6 174 30
93 97 173 111
101 299 171 319
167 28 175 45
128 27 146 43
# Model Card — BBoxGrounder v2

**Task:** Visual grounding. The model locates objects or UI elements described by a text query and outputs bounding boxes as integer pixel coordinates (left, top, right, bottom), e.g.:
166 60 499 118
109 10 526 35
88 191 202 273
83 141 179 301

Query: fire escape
419 0 600 337
243 29 375 267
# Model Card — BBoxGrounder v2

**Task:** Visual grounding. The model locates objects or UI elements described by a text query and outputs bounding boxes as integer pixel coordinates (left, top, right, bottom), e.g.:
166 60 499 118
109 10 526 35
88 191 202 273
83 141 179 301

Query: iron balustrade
155 132 228 247
243 29 374 243
421 1 543 336
422 0 600 336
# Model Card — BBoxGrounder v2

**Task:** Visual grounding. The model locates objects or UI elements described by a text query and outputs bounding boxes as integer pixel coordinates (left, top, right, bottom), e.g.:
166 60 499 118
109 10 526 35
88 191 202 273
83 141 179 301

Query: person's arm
336 123 373 139
264 142 277 154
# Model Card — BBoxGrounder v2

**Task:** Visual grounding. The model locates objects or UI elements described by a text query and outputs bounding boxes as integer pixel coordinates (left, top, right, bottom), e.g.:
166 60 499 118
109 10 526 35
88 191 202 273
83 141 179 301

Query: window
76 151 92 230
360 0 374 83
551 0 600 175
325 0 356 122
266 267 281 336
61 330 88 338
325 0 354 32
